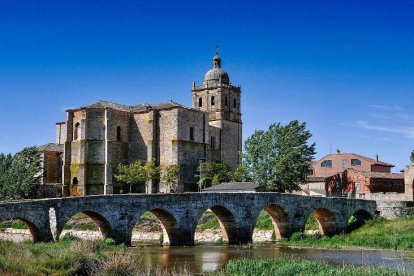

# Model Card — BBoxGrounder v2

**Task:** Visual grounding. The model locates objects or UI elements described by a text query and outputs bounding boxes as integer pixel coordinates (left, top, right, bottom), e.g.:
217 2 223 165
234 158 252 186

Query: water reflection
131 243 414 273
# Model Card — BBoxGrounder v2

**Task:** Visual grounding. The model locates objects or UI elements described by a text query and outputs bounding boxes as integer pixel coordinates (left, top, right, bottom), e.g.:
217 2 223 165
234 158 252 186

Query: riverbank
0 239 409 275
282 216 414 251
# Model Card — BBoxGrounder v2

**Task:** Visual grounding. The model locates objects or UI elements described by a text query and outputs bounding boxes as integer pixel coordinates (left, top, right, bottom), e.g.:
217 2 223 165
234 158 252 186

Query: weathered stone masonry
0 193 378 246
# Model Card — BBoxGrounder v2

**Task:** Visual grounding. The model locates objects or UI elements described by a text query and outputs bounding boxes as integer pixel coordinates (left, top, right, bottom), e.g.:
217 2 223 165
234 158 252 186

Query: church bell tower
192 52 242 169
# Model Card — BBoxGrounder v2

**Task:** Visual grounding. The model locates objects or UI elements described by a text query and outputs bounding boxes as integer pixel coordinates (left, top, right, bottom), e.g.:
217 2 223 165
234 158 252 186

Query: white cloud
355 120 414 139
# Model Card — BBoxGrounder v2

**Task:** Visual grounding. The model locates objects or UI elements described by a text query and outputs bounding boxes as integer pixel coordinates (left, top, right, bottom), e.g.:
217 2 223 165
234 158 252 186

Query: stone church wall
130 112 153 162
221 120 242 170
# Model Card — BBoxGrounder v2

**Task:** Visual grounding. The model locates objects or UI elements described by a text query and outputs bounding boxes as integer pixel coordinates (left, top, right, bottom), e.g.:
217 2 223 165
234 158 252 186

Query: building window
321 160 332 167
199 98 203 107
72 177 78 186
190 127 194 141
116 126 121 141
233 98 237 108
224 96 228 106
74 122 80 140
211 136 216 149
351 159 361 166
211 96 215 106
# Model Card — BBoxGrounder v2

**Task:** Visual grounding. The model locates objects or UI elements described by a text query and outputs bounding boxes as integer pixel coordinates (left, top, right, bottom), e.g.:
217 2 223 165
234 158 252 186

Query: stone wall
376 201 414 219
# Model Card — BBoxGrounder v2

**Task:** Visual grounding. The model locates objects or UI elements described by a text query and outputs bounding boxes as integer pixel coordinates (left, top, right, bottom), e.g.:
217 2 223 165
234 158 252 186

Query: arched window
224 96 228 106
72 177 78 186
74 123 80 140
199 98 203 107
211 136 216 149
116 126 121 141
211 96 215 106
233 98 237 108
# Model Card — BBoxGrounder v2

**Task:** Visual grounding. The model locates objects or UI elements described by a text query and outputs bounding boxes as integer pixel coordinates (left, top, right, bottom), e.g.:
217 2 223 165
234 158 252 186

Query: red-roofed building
311 150 394 178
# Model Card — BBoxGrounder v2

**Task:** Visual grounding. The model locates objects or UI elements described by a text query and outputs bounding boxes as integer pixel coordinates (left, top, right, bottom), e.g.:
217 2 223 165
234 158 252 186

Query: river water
130 243 414 273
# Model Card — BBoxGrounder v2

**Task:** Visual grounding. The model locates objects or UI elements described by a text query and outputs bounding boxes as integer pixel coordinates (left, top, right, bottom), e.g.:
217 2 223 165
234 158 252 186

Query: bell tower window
198 98 203 107
224 96 228 106
211 96 215 106
233 99 237 108
74 122 80 140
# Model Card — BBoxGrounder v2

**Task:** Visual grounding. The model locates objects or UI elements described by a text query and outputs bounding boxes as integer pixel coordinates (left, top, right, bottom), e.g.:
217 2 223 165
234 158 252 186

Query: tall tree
410 150 414 163
0 147 42 200
244 120 316 192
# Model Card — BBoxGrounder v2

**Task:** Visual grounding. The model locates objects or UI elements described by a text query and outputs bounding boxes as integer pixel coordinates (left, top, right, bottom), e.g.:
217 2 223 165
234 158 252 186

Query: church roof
37 143 63 153
67 100 204 114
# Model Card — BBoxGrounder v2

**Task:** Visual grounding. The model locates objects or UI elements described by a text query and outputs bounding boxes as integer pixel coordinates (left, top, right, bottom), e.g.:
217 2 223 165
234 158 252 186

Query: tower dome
203 54 230 85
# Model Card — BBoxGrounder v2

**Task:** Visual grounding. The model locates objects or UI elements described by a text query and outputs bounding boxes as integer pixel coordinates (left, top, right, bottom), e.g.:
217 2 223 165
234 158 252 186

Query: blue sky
0 1 413 171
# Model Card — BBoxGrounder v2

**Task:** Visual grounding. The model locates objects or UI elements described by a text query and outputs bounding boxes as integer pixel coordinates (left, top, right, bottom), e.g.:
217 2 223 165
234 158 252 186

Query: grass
284 216 414 251
220 258 409 276
0 220 28 230
0 237 192 275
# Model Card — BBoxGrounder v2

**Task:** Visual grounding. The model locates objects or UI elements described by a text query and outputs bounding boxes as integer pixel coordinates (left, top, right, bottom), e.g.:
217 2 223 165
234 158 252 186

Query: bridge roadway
0 193 377 245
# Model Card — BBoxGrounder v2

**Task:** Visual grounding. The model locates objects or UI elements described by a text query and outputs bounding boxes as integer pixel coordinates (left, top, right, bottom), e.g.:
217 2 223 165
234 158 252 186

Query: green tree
161 165 180 193
0 147 42 200
244 120 316 192
115 159 160 193
196 161 231 188
231 162 250 182
115 161 146 193
410 151 414 163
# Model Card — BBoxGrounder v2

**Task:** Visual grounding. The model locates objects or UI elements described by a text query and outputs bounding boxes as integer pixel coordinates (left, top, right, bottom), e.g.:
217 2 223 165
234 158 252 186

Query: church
45 54 242 196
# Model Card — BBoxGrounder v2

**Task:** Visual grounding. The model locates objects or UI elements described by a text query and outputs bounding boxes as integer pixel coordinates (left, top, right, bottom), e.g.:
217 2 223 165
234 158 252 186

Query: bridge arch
195 205 238 244
253 204 290 241
0 216 41 242
306 208 337 236
56 210 113 241
346 209 373 232
130 208 178 245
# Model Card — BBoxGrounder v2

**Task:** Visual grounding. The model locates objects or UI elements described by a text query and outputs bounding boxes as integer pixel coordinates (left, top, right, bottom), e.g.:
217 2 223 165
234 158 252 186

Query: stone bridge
0 193 378 245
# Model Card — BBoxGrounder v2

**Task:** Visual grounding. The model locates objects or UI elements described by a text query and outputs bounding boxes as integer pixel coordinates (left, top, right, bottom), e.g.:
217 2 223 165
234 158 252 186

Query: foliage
161 165 180 193
196 161 232 188
115 159 160 193
305 214 319 230
243 120 316 192
0 147 42 200
231 163 251 182
222 258 407 276
410 150 414 163
254 211 273 230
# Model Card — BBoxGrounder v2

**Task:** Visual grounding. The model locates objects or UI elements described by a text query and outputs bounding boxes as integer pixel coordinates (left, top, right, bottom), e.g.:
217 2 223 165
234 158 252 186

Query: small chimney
375 154 379 162
337 149 341 154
